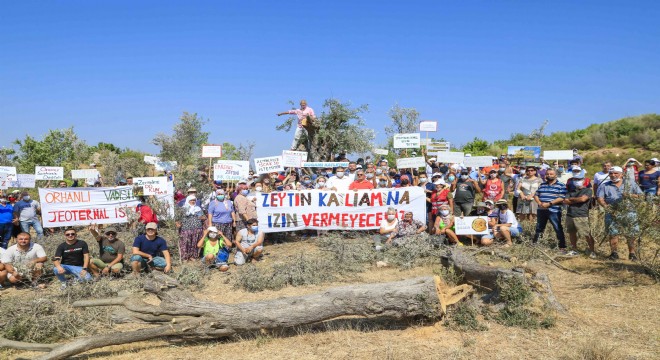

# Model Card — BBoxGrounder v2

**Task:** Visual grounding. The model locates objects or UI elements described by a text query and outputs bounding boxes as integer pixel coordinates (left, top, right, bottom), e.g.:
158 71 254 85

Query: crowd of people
0 148 658 291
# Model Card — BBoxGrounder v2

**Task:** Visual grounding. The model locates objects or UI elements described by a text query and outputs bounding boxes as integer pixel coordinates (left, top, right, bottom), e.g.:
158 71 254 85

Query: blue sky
1 0 658 159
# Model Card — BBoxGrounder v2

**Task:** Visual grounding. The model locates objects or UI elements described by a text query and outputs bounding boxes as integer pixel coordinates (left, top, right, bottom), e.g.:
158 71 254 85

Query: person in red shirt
481 169 504 202
136 196 158 234
348 170 374 190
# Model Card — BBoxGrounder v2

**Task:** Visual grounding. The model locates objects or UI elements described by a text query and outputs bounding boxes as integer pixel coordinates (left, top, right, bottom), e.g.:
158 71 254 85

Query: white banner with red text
256 187 426 233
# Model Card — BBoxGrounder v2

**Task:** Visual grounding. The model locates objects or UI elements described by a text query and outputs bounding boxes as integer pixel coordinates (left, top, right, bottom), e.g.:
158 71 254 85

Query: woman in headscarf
177 195 205 261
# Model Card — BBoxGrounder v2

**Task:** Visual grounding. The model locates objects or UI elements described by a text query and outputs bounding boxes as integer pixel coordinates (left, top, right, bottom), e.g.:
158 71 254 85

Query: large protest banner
256 187 426 233
254 156 283 174
39 184 174 228
302 162 348 168
393 133 421 149
35 166 64 180
214 161 250 181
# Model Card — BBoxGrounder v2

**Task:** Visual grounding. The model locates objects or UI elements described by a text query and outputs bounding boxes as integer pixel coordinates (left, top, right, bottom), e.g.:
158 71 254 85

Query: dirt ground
3 237 659 360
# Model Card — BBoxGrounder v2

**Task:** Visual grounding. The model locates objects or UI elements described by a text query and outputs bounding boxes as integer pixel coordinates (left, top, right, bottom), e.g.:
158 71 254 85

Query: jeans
20 219 44 240
0 223 12 249
533 210 566 248
291 127 310 152
53 264 92 283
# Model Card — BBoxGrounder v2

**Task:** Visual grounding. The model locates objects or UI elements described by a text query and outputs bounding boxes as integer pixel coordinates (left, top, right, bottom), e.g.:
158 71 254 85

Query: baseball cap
571 166 582 172
145 222 158 230
609 166 623 173
207 226 219 233
104 226 118 234
187 187 197 193
476 202 487 208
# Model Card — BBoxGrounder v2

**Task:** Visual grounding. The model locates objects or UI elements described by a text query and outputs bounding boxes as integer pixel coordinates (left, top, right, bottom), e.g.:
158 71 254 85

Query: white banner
35 166 63 180
256 187 426 233
419 121 437 132
0 174 7 189
435 151 464 163
396 157 426 169
543 150 574 160
427 141 451 152
10 174 36 188
202 145 223 158
214 161 250 181
144 155 159 165
0 166 17 181
254 156 283 174
373 148 389 155
133 177 168 195
463 156 492 168
454 216 490 235
302 162 349 168
71 169 99 179
39 184 174 228
282 150 308 168
393 133 421 149
154 161 177 172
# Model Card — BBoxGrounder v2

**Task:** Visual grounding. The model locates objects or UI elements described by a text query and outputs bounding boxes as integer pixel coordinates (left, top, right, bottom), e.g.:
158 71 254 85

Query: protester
0 232 47 288
563 173 595 258
373 207 398 250
53 228 92 289
130 222 172 274
135 196 158 234
387 211 426 246
452 169 481 216
234 183 257 231
596 166 644 261
178 195 205 261
516 166 542 221
434 204 459 245
430 179 453 228
533 169 568 251
0 194 13 249
277 99 315 153
234 218 265 265
481 199 521 247
326 166 352 192
638 159 660 199
208 189 236 242
88 225 125 277
12 191 44 241
348 169 374 190
197 226 232 271
566 166 591 192
481 169 504 202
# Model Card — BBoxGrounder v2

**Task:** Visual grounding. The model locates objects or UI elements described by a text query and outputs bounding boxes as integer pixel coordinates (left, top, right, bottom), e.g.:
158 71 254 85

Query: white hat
651 158 659 162
432 172 442 178
610 166 623 173
433 179 446 185
571 166 582 172
207 226 219 233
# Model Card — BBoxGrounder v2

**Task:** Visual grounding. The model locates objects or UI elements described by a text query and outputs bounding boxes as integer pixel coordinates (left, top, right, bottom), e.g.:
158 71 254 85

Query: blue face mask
321 172 327 176
276 186 284 191
303 180 311 184
216 195 225 201
448 175 456 182
251 226 259 232
241 190 249 196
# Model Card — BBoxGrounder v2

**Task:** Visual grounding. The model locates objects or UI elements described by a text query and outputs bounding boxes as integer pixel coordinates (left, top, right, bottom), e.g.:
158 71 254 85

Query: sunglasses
65 233 76 237
105 232 116 236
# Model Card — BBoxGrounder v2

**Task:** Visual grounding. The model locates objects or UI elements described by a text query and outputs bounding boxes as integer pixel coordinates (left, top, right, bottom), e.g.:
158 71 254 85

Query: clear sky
1 0 658 159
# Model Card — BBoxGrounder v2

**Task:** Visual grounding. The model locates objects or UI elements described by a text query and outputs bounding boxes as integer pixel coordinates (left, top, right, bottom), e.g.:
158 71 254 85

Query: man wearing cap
12 191 44 241
130 222 172 274
533 169 568 250
53 228 92 289
566 166 591 193
564 172 595 258
349 169 374 190
0 232 47 287
326 166 352 192
277 99 316 153
88 224 125 277
596 166 643 261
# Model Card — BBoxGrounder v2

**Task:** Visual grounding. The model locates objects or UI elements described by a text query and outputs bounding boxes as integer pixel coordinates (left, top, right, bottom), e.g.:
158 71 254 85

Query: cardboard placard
0 166 17 181
419 121 438 132
463 156 493 168
254 156 284 174
393 133 421 149
396 157 426 169
10 174 36 188
71 169 99 179
133 177 169 195
543 150 574 160
427 141 451 152
154 161 177 172
282 150 308 168
143 155 159 165
202 145 223 158
373 149 389 155
35 166 64 180
214 161 250 181
0 174 7 189
434 151 465 164
454 216 490 235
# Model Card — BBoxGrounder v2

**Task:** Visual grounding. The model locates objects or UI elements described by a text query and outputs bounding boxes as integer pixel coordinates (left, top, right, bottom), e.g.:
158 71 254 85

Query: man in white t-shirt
481 200 521 247
326 166 352 192
0 232 48 287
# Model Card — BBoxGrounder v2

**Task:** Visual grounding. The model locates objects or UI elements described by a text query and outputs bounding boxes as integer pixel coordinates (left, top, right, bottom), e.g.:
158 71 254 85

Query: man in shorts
131 222 172 274
234 218 264 265
88 224 125 278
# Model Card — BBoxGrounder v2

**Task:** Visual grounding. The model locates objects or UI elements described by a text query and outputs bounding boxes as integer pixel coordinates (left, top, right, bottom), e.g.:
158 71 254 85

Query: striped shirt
535 180 567 213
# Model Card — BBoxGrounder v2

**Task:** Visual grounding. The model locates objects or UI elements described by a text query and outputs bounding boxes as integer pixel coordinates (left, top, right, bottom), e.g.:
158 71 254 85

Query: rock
376 261 389 268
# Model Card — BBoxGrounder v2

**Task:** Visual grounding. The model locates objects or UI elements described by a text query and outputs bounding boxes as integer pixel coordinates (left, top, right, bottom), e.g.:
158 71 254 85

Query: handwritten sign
543 150 574 160
202 145 223 158
133 177 168 195
10 174 36 188
454 216 490 235
282 150 308 168
0 174 7 189
393 133 421 149
214 161 250 181
419 121 437 132
302 162 349 168
463 156 493 168
254 156 283 174
0 166 17 181
257 188 426 233
71 169 99 179
396 157 426 169
427 141 451 152
435 151 465 164
35 166 63 180
373 149 389 155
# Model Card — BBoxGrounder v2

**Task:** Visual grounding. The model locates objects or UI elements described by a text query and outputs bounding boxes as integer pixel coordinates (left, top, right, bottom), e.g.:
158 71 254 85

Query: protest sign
282 150 308 168
71 169 99 179
419 121 437 132
427 141 451 152
39 184 174 228
0 174 7 189
143 156 159 165
214 160 250 181
543 150 574 160
393 133 421 149
10 174 36 188
373 149 389 155
254 156 283 174
35 166 63 180
302 162 349 168
435 151 464 164
202 145 223 158
133 177 168 195
454 216 490 235
463 156 493 168
0 166 17 181
256 187 426 233
508 146 541 159
154 160 177 172
396 157 426 169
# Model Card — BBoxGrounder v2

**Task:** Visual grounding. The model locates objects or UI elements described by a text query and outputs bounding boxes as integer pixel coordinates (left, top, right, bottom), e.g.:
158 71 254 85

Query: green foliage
152 112 209 167
461 137 490 156
385 103 419 156
494 275 556 329
445 299 488 332
220 141 255 161
13 127 91 173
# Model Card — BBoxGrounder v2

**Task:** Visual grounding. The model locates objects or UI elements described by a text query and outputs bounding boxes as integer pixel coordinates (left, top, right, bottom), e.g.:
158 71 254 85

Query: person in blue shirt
533 169 568 251
130 222 172 274
0 194 13 249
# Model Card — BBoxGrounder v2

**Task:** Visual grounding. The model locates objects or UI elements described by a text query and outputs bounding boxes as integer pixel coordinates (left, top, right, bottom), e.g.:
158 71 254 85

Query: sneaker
628 253 638 261
60 283 67 290
558 248 569 255
565 250 579 257
587 251 597 259
608 252 619 260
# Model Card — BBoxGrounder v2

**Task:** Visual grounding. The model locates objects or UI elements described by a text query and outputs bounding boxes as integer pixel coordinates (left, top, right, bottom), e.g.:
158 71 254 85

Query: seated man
53 228 92 289
0 232 48 288
88 224 125 278
234 218 265 265
197 226 232 271
481 199 522 247
387 211 427 246
130 222 172 274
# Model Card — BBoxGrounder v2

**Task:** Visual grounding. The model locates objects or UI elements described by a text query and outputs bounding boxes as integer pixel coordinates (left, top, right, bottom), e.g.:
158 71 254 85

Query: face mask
419 177 427 183
440 210 450 216
375 169 383 175
611 177 622 182
216 195 225 201
573 180 584 188
251 226 259 232
401 180 409 186
303 179 311 184
256 186 263 192
558 167 564 173
460 175 468 181
389 172 396 177
476 208 485 214
318 181 325 186
276 186 284 191
490 174 497 179
23 196 30 201
366 173 374 179
498 205 507 210
448 175 455 182
209 232 218 239
0 199 6 204
336 172 344 178
239 190 248 196
387 215 396 221
321 171 327 176
379 180 387 187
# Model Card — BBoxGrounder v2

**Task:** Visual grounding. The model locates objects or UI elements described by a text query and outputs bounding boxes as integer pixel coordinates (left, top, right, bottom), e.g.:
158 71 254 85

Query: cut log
0 275 472 360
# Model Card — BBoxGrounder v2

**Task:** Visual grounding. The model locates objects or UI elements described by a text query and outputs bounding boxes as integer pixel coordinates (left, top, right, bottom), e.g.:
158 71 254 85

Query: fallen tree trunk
0 274 471 360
